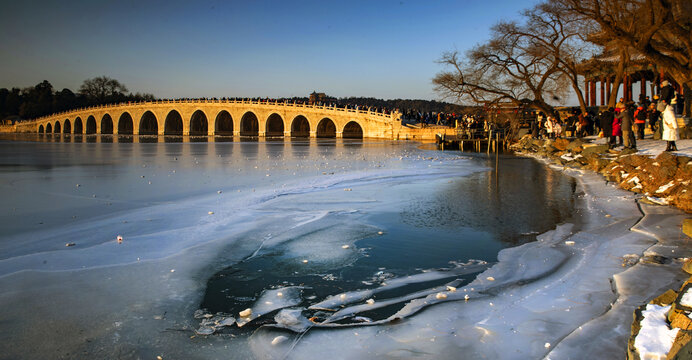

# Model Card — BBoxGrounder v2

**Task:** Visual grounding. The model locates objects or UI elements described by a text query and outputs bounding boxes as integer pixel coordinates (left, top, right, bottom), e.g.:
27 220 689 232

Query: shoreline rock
512 136 692 213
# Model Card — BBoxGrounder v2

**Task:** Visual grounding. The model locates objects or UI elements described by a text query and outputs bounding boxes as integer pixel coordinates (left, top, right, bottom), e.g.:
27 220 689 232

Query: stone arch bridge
17 99 406 139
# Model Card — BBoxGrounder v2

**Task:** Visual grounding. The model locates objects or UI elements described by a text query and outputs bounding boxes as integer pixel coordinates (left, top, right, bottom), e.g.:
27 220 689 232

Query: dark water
199 152 577 326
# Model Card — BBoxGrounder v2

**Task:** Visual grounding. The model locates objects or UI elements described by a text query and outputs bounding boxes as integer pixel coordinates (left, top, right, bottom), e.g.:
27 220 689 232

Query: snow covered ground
590 136 692 157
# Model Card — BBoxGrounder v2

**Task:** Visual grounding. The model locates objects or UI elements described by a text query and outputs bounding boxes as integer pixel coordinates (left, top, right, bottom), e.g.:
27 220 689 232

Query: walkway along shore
511 135 692 359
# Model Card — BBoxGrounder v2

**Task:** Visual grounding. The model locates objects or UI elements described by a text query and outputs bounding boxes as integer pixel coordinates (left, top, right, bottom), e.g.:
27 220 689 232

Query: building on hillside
309 92 329 105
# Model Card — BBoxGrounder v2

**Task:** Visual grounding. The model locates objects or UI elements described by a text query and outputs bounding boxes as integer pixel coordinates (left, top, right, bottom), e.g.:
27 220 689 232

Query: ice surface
273 309 313 332
236 287 304 327
634 304 678 358
309 261 488 311
322 279 464 324
1 138 690 359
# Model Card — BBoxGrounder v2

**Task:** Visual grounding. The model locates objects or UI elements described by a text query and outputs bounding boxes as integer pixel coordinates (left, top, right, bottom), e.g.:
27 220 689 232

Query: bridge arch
63 119 72 134
164 110 183 135
265 113 284 137
54 121 62 134
190 110 208 136
240 111 259 136
291 115 310 137
74 117 83 134
38 124 44 133
101 114 114 134
118 112 134 134
139 111 158 135
86 116 97 134
46 123 52 133
342 121 363 139
316 118 336 138
214 110 233 135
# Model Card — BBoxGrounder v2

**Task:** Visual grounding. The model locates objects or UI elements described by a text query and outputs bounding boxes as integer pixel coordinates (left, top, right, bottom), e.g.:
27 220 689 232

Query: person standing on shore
615 97 626 111
660 80 674 105
612 109 623 147
647 103 661 139
545 116 554 139
600 107 614 146
661 102 679 151
531 117 539 138
634 105 647 139
616 103 636 149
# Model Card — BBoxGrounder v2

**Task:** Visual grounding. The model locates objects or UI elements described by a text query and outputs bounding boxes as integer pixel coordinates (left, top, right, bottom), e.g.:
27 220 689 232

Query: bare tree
433 5 576 118
79 76 129 104
521 2 602 113
556 0 692 101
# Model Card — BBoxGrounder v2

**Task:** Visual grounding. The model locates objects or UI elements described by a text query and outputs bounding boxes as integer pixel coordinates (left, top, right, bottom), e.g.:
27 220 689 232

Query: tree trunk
684 82 691 118
570 79 588 113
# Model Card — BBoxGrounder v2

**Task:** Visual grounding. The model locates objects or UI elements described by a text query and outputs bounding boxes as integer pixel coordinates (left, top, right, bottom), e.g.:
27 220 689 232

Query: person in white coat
661 102 678 151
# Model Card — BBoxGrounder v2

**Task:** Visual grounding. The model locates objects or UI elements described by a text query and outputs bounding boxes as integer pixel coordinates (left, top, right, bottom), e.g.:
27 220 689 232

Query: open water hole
199 152 577 329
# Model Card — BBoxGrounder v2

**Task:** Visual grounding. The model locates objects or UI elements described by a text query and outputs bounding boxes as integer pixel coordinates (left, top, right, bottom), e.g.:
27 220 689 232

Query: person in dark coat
634 105 647 139
615 102 636 149
647 104 661 138
660 80 674 104
600 108 614 146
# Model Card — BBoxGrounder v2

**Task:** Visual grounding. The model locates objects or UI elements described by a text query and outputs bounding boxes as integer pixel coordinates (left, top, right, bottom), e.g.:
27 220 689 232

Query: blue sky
0 0 541 100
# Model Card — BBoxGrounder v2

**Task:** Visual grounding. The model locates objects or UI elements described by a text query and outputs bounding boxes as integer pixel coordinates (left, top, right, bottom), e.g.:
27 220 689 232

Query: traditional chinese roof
578 47 655 81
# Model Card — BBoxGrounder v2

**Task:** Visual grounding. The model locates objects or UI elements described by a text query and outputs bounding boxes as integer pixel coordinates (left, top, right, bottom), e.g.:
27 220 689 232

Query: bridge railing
27 98 395 125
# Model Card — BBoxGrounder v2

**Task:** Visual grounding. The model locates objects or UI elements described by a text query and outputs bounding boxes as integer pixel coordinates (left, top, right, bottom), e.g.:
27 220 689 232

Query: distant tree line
272 95 466 114
335 97 467 114
0 76 155 121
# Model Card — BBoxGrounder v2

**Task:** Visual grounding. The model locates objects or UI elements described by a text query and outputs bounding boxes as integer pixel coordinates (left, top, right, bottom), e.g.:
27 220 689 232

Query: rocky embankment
513 136 692 213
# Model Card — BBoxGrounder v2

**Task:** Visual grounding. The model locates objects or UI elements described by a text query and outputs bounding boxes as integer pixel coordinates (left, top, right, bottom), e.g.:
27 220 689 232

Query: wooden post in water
487 131 491 155
495 133 499 167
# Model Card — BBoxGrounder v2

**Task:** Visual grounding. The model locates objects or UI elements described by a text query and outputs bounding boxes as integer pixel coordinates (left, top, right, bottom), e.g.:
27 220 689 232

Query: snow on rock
681 288 692 308
633 304 679 359
645 196 670 205
655 181 676 194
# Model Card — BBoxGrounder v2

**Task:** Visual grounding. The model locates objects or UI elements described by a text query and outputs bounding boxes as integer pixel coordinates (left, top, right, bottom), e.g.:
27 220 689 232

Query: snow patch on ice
236 286 303 327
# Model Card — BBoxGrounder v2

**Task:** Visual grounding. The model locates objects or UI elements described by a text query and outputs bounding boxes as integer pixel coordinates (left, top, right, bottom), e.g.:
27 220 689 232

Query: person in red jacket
633 105 647 139
612 108 623 147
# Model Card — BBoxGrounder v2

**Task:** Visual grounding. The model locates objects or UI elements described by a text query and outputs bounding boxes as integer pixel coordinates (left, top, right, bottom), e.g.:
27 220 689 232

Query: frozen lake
0 134 687 359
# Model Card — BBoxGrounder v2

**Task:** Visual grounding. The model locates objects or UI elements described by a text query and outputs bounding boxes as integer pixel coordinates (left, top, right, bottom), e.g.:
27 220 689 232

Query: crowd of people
401 109 463 127
531 80 681 152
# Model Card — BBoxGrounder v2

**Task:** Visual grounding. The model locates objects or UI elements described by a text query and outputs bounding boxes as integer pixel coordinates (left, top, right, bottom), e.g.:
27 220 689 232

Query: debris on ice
271 335 288 346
